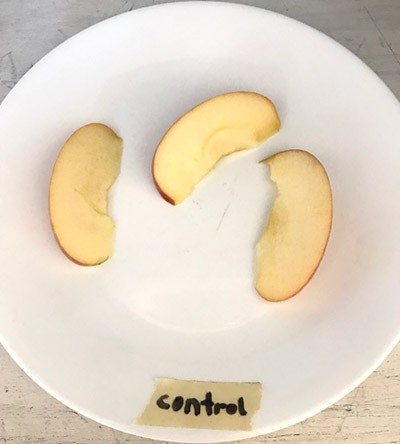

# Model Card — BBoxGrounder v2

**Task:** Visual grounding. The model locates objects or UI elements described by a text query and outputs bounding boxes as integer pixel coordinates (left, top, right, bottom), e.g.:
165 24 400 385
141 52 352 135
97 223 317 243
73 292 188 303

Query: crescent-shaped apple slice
152 92 280 205
49 123 123 266
256 150 333 301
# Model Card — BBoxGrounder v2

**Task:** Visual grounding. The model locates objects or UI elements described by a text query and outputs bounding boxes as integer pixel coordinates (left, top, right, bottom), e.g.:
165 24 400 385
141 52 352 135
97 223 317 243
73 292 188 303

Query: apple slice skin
49 123 123 266
256 150 333 302
154 178 175 206
152 92 280 205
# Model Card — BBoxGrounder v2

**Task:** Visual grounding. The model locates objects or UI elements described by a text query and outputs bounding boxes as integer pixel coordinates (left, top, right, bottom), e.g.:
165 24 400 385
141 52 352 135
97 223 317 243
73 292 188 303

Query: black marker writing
156 392 248 416
156 394 170 410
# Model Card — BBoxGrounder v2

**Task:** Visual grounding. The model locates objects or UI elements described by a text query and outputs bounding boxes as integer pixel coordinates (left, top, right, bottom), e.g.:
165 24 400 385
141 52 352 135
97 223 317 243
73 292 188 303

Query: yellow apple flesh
49 123 123 266
152 92 280 205
256 150 333 301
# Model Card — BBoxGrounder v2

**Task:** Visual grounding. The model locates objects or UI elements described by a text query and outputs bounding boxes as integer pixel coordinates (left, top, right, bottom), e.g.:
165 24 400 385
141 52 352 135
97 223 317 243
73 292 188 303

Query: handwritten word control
156 392 248 416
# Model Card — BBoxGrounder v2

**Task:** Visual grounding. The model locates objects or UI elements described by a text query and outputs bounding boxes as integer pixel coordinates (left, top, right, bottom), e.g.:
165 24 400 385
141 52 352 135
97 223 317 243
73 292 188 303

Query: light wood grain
0 1 399 443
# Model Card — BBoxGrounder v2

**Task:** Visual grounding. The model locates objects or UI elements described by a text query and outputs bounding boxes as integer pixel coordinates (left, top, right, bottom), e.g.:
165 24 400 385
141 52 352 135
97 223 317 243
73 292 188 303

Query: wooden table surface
1 1 399 443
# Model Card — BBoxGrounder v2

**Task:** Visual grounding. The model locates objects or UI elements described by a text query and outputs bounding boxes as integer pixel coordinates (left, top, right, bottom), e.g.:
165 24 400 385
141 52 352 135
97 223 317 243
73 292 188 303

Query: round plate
0 2 399 442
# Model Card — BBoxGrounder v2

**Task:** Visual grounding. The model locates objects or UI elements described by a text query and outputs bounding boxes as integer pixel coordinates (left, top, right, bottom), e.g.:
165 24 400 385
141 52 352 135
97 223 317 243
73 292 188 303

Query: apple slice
49 123 123 266
152 92 280 205
256 150 333 301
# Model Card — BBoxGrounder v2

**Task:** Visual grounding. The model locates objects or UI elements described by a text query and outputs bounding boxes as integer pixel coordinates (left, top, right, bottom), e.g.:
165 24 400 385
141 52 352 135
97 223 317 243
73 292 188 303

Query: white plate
0 2 399 442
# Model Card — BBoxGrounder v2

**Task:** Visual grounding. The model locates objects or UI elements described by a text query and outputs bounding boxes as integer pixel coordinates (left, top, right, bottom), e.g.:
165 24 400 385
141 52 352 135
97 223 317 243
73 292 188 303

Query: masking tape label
135 378 262 431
